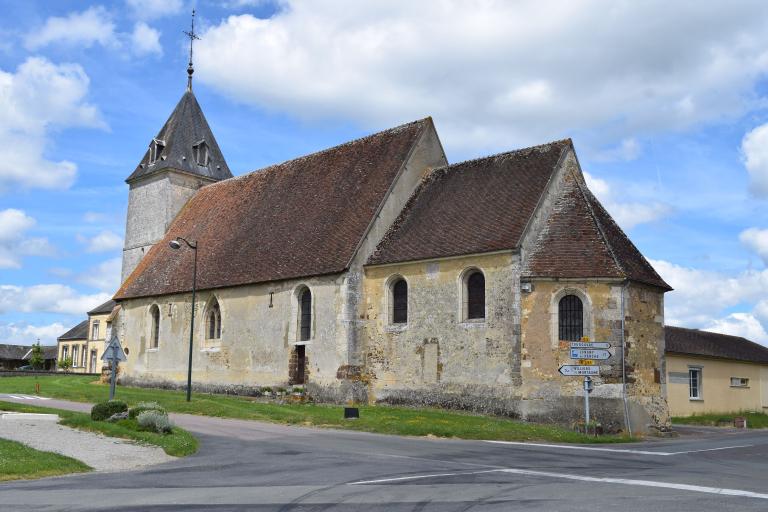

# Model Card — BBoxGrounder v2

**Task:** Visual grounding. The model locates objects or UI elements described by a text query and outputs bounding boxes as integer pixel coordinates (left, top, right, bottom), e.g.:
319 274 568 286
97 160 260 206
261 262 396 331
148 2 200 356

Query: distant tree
58 357 72 372
29 341 44 370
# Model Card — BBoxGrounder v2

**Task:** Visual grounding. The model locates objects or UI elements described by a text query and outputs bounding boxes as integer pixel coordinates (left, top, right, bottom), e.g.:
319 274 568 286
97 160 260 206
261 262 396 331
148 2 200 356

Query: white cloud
83 230 123 253
196 1 768 152
0 57 104 191
740 227 768 265
592 138 641 162
25 6 117 50
0 322 68 345
0 209 54 269
741 123 768 197
83 211 107 223
704 313 768 345
77 257 121 293
126 0 183 20
0 284 110 315
651 259 768 329
130 22 163 56
583 172 671 230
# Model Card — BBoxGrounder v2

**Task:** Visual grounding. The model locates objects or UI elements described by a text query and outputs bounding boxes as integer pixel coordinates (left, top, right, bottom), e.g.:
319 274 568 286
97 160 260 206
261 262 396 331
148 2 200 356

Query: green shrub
90 400 128 421
137 410 174 434
128 401 166 420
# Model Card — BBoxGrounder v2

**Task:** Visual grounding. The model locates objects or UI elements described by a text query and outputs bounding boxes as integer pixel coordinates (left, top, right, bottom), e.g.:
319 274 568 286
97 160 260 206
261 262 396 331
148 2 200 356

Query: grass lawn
0 402 198 457
0 375 633 443
0 438 90 481
672 411 768 429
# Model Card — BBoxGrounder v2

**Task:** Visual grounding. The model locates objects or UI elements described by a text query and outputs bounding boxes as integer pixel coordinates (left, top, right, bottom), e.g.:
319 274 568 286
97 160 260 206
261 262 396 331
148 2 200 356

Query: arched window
149 305 160 348
207 299 221 340
466 271 485 320
300 288 312 341
391 278 408 324
558 294 583 341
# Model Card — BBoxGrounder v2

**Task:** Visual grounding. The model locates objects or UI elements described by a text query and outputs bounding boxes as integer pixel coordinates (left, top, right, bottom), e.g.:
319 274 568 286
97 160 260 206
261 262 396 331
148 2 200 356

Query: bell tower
121 10 232 283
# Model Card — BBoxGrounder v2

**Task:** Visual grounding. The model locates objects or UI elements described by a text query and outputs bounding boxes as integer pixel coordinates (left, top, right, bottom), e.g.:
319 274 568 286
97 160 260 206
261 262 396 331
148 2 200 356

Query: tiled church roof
665 326 768 363
126 90 232 183
115 119 431 299
368 140 571 265
523 169 671 290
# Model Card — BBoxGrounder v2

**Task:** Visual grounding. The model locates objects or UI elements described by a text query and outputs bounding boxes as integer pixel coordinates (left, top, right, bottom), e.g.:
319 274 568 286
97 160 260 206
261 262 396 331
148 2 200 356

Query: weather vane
184 9 200 90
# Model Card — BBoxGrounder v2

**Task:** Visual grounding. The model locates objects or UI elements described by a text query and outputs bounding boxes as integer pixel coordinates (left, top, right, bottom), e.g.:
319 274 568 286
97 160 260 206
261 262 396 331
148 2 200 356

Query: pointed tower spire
184 9 200 91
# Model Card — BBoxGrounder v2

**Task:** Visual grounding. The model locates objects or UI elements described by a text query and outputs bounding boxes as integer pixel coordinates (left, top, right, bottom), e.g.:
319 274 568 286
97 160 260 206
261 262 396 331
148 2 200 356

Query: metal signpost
101 334 127 400
558 337 613 427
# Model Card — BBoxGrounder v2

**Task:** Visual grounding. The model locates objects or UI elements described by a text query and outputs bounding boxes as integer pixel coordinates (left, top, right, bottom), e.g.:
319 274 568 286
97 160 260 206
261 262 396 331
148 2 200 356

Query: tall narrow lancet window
149 305 160 349
558 294 584 341
300 288 312 341
467 271 485 320
207 299 221 340
392 279 408 324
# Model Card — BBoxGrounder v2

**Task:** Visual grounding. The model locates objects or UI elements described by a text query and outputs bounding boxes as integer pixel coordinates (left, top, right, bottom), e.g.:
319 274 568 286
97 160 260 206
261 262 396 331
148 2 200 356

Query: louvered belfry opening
392 279 408 324
467 272 485 319
300 288 312 341
558 294 584 341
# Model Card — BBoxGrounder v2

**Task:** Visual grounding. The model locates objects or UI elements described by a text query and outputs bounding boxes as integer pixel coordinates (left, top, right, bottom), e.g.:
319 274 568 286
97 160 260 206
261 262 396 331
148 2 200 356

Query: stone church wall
519 279 668 433
362 252 522 415
118 272 350 393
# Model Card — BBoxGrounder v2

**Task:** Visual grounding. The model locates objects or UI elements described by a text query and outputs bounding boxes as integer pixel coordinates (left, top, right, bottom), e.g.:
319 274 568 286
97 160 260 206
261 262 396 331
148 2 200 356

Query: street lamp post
169 237 198 402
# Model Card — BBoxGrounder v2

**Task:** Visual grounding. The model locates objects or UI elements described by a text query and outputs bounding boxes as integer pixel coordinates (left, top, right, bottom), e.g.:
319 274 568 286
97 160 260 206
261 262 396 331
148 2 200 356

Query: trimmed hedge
137 410 174 434
90 400 128 421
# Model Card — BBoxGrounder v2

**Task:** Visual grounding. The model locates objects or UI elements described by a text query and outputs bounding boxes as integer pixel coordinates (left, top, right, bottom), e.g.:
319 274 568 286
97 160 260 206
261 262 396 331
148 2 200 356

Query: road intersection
1 395 766 511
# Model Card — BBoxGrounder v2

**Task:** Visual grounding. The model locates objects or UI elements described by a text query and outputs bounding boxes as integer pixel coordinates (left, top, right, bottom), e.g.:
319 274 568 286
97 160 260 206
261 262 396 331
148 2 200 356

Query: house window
105 321 112 341
558 295 584 341
149 138 165 164
466 271 485 320
91 320 100 340
730 377 749 388
193 140 209 166
207 299 222 340
72 345 79 367
391 278 408 324
299 288 312 341
149 305 160 349
689 368 702 399
81 345 87 367
61 345 68 361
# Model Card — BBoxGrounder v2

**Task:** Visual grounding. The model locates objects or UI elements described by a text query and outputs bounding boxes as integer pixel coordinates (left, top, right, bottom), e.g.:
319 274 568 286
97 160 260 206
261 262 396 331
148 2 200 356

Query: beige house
57 300 117 373
111 77 673 433
666 326 768 416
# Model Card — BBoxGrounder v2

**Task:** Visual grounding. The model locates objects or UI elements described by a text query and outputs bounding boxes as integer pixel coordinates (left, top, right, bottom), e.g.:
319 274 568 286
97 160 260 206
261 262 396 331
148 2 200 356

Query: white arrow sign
558 365 600 376
570 348 612 360
101 334 127 362
569 341 611 349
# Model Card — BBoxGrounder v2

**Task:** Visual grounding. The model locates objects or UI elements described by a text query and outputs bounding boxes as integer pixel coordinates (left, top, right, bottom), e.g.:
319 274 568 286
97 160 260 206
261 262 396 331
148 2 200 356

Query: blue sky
1 0 767 345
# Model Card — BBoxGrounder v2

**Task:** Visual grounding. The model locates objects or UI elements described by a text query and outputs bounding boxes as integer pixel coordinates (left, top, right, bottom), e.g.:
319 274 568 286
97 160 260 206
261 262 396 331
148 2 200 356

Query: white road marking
485 440 752 456
1 394 51 400
349 470 497 485
349 468 768 500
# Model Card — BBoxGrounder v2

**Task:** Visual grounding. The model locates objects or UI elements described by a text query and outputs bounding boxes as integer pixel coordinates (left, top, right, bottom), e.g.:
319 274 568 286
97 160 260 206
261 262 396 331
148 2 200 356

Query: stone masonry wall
363 252 521 413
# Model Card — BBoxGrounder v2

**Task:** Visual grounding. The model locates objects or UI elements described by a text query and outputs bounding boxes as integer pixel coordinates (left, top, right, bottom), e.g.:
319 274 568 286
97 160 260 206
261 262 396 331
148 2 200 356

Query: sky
0 0 767 346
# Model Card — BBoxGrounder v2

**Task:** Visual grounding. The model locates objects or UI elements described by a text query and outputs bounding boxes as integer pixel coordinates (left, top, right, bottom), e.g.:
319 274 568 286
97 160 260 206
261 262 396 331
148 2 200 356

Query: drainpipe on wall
621 280 632 437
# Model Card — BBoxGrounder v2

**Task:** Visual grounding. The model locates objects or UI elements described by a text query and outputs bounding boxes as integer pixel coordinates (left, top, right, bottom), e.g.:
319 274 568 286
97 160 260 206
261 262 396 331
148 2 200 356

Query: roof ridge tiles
432 138 572 173
205 117 432 189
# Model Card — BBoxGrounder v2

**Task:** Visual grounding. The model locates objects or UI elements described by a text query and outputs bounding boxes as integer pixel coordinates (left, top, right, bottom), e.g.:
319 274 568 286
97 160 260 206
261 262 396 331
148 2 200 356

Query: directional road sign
570 348 612 360
569 341 610 349
558 365 600 376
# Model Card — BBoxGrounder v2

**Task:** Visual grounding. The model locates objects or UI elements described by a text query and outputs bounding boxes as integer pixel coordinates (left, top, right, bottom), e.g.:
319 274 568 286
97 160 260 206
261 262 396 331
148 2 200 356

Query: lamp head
169 239 182 250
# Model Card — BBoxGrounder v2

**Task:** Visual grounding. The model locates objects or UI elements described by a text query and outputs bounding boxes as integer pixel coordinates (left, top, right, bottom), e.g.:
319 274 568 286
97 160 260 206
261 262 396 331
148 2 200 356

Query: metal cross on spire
184 9 200 91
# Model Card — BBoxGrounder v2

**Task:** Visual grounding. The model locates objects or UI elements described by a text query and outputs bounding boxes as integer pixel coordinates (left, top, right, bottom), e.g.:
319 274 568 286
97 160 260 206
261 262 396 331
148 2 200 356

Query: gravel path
0 412 175 472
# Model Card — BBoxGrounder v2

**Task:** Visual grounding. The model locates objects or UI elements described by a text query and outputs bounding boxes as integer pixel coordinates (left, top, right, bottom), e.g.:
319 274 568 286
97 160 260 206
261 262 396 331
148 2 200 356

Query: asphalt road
1 395 767 511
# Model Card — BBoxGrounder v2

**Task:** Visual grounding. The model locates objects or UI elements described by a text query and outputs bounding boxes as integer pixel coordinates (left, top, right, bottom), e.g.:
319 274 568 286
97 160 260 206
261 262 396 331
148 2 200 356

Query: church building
113 69 671 433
